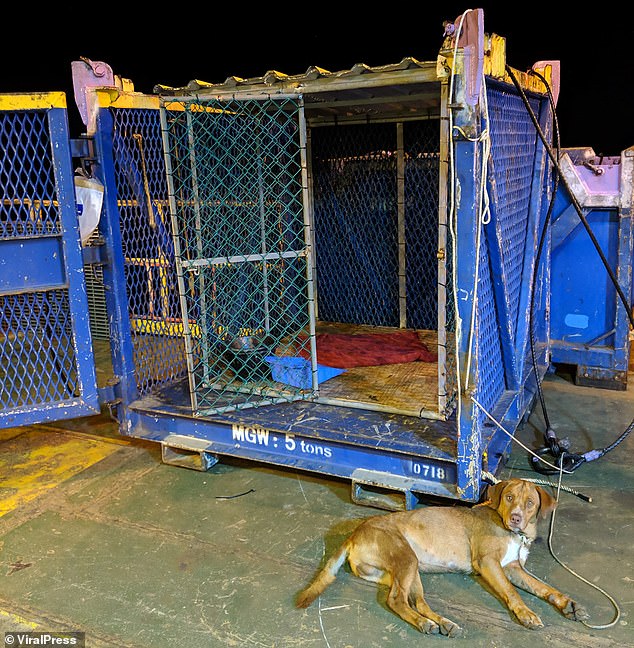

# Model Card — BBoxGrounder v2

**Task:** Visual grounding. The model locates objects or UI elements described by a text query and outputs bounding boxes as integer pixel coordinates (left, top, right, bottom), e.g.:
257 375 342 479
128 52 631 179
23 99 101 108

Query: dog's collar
515 531 533 546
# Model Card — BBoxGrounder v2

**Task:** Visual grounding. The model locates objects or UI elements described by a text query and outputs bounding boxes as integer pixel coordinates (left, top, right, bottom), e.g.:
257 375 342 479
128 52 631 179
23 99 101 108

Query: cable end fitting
582 449 604 463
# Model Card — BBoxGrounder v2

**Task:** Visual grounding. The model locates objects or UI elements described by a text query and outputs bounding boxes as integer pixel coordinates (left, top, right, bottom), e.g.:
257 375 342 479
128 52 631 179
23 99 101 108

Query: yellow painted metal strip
483 33 551 94
0 608 39 629
130 317 201 338
0 430 120 517
504 65 551 94
94 88 160 110
0 92 67 110
484 33 506 78
92 89 223 113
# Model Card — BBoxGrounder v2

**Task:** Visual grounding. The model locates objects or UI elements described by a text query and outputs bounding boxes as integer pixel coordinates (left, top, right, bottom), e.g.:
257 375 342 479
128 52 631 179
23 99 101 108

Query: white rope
463 81 492 392
471 396 573 474
547 464 621 630
447 9 493 397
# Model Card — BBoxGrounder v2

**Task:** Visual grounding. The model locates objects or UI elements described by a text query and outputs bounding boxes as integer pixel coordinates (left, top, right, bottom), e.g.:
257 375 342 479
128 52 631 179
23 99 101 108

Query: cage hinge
97 376 122 407
81 240 107 265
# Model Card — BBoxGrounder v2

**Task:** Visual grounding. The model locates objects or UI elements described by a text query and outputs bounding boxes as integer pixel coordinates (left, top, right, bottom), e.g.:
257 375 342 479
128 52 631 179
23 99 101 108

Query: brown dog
296 478 588 636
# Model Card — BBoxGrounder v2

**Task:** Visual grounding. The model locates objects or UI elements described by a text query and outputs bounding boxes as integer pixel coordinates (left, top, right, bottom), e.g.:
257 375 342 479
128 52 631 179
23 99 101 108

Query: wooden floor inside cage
121 321 445 420
312 323 440 419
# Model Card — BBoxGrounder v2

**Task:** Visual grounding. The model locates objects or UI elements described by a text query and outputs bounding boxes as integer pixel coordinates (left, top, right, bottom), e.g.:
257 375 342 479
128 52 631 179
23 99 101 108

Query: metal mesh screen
84 233 109 340
311 119 450 415
312 123 399 325
84 263 108 340
404 121 441 330
472 83 543 414
111 108 187 395
486 85 540 347
311 121 441 329
0 112 59 238
0 291 79 407
473 233 505 411
0 111 79 410
161 96 313 415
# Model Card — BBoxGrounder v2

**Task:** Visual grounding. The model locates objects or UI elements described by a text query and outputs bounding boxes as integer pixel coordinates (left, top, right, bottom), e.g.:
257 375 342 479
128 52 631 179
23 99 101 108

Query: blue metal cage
0 95 99 428
83 45 556 506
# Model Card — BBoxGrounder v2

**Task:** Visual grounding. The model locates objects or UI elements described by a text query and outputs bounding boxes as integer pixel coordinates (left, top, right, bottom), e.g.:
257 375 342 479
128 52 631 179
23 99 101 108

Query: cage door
160 95 317 416
0 96 100 428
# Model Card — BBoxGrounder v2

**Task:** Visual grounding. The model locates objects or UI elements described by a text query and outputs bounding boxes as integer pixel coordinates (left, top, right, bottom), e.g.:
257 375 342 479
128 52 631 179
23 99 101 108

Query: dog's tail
296 541 350 608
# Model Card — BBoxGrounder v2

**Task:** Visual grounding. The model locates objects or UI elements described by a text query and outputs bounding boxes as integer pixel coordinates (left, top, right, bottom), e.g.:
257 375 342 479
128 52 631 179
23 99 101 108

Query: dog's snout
510 513 522 527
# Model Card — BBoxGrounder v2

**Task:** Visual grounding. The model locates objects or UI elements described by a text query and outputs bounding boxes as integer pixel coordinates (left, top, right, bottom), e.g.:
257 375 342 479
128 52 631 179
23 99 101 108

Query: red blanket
300 330 436 368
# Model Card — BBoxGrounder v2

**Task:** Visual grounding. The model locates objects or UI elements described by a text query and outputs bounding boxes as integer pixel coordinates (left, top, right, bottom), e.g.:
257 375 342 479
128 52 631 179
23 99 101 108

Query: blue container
549 147 633 390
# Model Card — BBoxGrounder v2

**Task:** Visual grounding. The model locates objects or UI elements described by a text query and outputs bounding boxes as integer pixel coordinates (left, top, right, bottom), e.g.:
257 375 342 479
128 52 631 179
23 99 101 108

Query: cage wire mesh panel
84 232 109 341
486 86 542 359
110 107 187 396
404 120 457 418
0 104 97 422
404 120 442 331
160 96 314 416
312 123 399 326
310 119 453 416
473 83 545 420
472 231 505 411
312 121 441 327
0 291 78 409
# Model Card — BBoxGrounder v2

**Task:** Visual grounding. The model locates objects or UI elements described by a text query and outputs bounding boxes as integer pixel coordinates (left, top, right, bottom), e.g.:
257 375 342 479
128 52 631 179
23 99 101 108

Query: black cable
504 64 634 473
523 70 573 470
526 69 559 440
526 68 574 462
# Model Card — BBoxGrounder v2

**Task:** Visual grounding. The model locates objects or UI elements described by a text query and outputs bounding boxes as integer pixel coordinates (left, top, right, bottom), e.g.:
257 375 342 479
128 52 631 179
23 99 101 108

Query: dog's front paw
416 618 440 634
516 607 544 629
438 618 463 638
416 616 462 637
562 599 589 622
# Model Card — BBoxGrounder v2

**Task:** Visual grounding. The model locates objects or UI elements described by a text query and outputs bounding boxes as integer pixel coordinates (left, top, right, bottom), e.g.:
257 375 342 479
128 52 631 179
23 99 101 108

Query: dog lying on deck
296 478 588 636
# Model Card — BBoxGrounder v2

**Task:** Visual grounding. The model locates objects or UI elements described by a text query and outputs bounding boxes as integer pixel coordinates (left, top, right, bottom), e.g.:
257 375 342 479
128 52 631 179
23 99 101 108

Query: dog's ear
536 485 557 519
485 480 507 509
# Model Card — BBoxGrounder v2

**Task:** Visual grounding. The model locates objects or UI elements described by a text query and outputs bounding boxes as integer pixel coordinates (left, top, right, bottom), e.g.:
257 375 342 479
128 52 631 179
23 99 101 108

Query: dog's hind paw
563 600 589 622
516 607 543 629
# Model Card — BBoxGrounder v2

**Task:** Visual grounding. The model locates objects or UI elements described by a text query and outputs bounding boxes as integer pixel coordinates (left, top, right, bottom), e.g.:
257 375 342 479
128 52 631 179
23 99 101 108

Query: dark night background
1 4 631 155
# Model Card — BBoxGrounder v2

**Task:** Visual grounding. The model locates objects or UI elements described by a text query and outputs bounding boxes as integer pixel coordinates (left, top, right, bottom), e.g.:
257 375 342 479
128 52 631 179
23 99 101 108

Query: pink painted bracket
532 60 561 105
445 8 485 106
71 57 116 130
